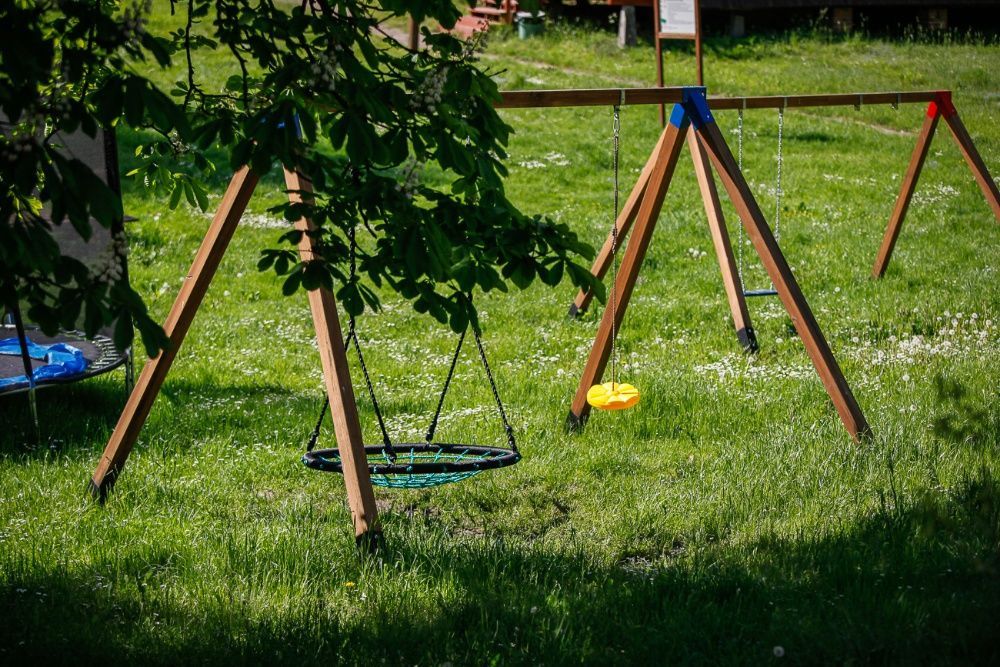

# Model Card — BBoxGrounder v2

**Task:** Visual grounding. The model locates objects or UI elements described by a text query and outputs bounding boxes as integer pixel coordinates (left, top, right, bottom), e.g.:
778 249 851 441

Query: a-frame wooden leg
872 106 940 278
283 169 381 544
694 114 871 442
688 131 758 353
568 129 667 317
568 118 689 429
941 108 1000 221
90 167 261 497
874 93 1000 279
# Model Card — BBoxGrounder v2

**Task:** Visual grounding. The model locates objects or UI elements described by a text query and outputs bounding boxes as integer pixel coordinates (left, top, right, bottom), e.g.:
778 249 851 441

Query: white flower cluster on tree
411 66 449 114
91 232 129 284
121 0 151 42
394 160 422 200
309 51 339 93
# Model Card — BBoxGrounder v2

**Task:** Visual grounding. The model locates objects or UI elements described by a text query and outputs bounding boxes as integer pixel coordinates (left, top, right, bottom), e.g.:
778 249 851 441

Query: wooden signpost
89 87 998 546
653 0 703 124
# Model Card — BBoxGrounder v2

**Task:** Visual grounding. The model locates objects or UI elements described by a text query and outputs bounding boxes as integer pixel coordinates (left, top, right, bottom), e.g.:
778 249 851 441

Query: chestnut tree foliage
0 0 599 356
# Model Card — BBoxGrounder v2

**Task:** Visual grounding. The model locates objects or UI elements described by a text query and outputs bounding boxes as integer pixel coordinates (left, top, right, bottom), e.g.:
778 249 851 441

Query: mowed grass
2 13 1000 665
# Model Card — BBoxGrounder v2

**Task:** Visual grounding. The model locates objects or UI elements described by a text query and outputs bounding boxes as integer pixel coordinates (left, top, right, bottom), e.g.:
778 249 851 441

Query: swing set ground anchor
356 529 385 555
565 410 588 433
88 469 118 504
736 327 759 354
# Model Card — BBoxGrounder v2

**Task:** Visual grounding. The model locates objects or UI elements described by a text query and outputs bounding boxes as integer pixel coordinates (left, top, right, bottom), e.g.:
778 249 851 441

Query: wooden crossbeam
497 88 941 110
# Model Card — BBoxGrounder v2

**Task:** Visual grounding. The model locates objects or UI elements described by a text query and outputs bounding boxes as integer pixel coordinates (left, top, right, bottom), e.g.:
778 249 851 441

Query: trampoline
1 124 133 434
0 324 130 396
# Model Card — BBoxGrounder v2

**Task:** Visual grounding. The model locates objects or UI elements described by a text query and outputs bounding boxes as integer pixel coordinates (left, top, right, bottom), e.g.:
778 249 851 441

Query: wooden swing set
543 88 1000 431
87 86 998 544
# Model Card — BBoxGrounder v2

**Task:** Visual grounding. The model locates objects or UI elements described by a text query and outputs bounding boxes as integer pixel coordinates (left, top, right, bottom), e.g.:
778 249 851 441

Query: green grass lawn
2 13 999 665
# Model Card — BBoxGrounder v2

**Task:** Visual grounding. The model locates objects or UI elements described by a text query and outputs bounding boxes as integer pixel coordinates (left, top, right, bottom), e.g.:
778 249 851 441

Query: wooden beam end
736 327 759 354
356 529 385 555
565 410 588 433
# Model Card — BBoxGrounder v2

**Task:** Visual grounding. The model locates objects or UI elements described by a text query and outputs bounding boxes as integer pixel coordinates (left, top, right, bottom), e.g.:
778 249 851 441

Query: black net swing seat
303 442 521 489
301 312 520 489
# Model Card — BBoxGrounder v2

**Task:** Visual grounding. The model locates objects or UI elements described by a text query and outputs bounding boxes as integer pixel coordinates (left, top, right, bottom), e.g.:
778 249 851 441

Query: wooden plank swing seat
88 86 998 546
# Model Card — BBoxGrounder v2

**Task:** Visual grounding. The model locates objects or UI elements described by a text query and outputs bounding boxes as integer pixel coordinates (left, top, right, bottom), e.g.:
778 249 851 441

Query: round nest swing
303 442 521 489
302 304 520 489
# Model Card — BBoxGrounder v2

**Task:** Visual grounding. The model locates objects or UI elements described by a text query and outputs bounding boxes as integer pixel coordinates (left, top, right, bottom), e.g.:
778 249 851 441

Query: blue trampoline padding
0 337 89 389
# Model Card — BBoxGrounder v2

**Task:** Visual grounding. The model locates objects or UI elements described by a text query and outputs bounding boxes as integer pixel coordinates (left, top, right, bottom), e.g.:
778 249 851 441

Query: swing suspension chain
609 103 621 385
345 221 396 457
764 107 784 292
736 106 784 293
306 222 397 459
736 107 745 290
773 107 784 246
308 222 514 458
424 326 466 444
472 319 517 451
348 320 395 458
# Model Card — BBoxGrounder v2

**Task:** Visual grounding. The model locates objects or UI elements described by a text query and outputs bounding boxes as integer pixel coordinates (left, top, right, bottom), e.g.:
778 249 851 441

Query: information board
658 0 697 38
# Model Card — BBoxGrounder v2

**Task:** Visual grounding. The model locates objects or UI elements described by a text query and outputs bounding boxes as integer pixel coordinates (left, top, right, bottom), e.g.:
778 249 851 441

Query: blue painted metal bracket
667 86 715 131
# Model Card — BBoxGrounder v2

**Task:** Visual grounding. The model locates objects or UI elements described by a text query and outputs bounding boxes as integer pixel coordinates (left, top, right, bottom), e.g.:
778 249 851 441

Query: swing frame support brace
568 93 759 356
89 164 383 545
567 87 871 442
873 90 1000 277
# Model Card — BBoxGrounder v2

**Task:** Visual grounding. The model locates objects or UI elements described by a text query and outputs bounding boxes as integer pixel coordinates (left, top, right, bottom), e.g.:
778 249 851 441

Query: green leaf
192 181 209 211
123 77 145 126
169 182 183 209
540 260 564 287
281 268 302 296
510 259 535 289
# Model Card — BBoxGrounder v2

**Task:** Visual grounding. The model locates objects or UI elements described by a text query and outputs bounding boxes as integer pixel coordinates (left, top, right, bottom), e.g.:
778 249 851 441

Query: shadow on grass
0 377 301 461
1 466 998 665
0 377 128 455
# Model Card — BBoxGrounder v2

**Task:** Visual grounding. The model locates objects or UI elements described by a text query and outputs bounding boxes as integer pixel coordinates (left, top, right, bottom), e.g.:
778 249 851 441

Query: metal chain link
307 222 397 460
736 107 745 291
424 327 466 444
774 107 784 244
609 104 621 386
768 107 784 292
471 318 517 452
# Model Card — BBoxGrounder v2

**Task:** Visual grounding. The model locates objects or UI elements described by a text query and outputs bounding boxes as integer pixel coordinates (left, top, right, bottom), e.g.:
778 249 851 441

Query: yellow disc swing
587 101 639 412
